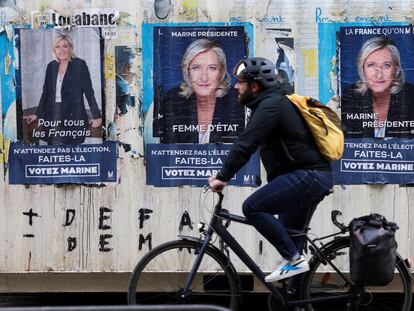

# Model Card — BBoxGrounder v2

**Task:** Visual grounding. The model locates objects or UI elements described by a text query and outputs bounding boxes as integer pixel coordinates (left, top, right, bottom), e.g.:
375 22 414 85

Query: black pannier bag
349 214 399 286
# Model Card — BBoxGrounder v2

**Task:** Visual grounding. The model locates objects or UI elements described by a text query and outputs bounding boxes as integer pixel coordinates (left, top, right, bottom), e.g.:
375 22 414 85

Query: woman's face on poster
363 47 396 96
188 50 222 98
55 39 72 62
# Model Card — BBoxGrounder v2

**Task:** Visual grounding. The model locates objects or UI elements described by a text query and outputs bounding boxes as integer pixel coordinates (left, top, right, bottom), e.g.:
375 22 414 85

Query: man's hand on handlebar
208 175 227 192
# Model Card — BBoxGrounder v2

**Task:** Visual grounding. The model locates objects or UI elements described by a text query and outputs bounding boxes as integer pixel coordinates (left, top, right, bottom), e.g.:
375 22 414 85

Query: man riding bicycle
208 57 334 282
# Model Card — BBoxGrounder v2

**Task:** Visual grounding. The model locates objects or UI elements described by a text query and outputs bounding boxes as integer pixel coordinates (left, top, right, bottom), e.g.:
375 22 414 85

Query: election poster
340 26 414 139
8 27 117 184
142 23 259 187
319 24 414 184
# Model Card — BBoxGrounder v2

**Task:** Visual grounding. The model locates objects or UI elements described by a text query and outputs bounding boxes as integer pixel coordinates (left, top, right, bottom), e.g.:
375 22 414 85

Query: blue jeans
242 170 333 260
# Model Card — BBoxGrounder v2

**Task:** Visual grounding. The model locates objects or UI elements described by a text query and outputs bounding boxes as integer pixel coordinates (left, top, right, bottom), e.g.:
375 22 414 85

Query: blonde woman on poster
24 33 102 145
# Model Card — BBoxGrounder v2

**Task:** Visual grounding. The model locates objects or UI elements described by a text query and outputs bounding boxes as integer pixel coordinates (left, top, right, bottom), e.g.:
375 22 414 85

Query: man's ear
251 81 262 94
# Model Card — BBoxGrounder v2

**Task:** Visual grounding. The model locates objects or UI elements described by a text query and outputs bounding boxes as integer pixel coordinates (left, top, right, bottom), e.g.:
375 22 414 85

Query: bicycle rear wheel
300 237 412 311
127 239 240 310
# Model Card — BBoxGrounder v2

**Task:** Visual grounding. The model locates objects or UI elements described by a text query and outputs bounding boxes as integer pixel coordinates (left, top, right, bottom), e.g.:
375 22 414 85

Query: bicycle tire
300 237 412 311
127 239 241 310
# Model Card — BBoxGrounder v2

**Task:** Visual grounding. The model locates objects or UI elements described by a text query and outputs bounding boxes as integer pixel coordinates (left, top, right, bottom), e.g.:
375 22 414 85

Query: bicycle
127 191 412 310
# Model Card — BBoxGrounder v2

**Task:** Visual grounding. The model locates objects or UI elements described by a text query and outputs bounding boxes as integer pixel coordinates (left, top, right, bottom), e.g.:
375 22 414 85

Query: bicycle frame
182 192 357 308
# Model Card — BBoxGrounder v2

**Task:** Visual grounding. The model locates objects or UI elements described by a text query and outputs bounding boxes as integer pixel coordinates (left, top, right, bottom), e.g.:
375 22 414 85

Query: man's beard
237 88 255 106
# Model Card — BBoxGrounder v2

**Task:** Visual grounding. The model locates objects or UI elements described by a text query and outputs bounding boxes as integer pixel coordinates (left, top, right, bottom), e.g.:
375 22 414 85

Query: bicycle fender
308 236 348 266
316 236 348 253
178 235 204 243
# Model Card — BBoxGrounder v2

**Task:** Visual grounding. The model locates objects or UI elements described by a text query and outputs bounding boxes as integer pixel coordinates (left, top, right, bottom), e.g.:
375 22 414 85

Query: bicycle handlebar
216 191 224 207
331 210 348 232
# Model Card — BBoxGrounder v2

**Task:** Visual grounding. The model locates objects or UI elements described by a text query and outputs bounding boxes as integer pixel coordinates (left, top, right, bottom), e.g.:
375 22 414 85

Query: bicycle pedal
286 288 296 296
275 279 291 290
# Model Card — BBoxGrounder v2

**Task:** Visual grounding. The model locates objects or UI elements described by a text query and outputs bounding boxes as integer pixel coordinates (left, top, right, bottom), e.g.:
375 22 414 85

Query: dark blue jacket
161 87 245 144
218 85 331 182
341 82 414 138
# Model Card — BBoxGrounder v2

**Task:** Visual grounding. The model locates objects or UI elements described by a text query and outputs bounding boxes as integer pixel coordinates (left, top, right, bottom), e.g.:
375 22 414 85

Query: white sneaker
265 255 309 282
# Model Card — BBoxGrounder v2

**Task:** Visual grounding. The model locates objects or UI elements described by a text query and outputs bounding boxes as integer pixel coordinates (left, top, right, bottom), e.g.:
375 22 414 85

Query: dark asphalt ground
0 293 268 309
0 292 412 310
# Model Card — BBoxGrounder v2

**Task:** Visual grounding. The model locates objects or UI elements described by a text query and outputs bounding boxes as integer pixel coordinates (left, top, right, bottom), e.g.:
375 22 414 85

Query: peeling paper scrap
5 24 13 40
5 52 11 75
4 138 10 164
303 49 318 78
105 53 116 80
0 7 19 32
0 133 3 164
182 0 199 9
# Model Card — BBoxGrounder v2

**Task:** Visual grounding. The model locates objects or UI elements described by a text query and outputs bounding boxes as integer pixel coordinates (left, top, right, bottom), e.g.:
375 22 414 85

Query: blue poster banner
8 141 117 184
333 138 414 184
146 144 260 187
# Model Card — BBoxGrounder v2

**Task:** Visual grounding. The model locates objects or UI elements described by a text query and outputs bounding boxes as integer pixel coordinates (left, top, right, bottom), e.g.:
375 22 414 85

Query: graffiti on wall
22 204 155 254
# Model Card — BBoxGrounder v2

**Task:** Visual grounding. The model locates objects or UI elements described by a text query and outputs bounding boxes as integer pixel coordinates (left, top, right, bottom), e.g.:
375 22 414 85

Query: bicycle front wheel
301 237 412 311
127 239 240 310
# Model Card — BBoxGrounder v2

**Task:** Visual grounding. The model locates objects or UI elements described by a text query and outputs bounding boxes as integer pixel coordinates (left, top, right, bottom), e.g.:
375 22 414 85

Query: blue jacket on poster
36 57 102 144
341 82 414 138
160 87 245 144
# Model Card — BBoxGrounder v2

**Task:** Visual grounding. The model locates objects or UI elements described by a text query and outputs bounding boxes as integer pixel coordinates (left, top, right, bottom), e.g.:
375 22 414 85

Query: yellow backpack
286 94 344 161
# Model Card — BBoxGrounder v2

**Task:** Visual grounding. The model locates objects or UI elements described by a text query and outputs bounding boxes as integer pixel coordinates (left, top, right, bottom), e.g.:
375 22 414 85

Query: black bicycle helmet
233 57 278 89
